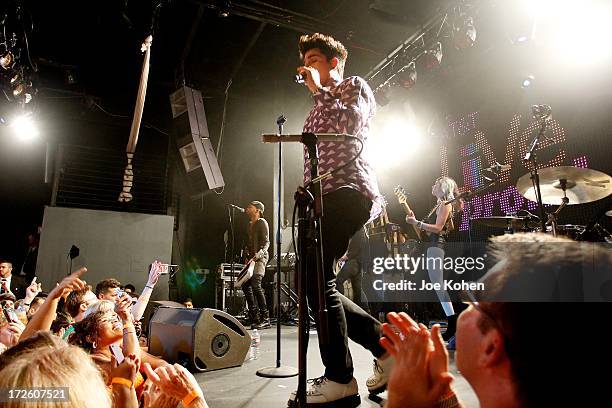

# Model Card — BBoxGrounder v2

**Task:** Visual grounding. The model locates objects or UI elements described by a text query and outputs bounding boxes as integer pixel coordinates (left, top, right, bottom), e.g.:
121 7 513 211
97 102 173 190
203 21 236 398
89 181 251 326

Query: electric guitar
393 186 423 241
236 257 255 288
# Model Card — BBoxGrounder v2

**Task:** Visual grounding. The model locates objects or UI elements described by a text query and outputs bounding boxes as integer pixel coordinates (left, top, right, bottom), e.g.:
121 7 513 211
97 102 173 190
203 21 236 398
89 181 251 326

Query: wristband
436 392 459 408
23 302 31 306
123 323 134 330
182 390 200 406
145 285 154 290
417 221 423 230
111 377 133 388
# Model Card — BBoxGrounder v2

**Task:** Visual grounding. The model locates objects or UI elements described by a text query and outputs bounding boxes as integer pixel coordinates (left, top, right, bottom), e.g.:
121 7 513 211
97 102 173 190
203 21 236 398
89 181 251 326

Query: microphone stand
257 116 298 379
261 132 332 408
524 110 551 233
228 205 237 314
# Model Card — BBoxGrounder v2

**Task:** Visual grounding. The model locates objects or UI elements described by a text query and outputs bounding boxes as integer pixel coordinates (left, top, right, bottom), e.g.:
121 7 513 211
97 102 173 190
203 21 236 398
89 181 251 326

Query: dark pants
336 259 369 312
305 188 385 384
243 274 267 312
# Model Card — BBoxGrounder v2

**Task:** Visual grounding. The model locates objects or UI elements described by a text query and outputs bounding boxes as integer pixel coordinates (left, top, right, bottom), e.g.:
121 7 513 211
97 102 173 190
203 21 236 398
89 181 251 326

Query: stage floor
195 325 479 408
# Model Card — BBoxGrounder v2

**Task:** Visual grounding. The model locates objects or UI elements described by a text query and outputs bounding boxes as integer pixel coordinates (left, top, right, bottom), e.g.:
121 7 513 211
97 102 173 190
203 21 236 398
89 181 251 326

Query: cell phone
114 287 126 298
159 264 178 274
3 306 19 324
109 344 125 364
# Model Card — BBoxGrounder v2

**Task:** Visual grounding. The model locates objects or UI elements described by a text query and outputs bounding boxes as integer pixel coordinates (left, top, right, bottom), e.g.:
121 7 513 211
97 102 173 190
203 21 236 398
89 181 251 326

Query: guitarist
243 201 271 329
399 177 464 343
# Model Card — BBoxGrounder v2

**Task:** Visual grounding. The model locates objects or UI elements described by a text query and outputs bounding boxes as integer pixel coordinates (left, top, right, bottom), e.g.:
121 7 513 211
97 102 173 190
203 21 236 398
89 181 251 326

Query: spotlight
521 75 534 88
64 69 77 85
0 51 14 70
423 42 443 69
218 0 230 17
397 61 417 89
375 86 391 107
453 16 477 49
11 114 39 141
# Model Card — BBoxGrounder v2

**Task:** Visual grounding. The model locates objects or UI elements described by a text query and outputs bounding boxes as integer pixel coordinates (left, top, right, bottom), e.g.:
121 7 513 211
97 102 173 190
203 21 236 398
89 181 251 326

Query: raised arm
19 268 87 341
131 261 163 321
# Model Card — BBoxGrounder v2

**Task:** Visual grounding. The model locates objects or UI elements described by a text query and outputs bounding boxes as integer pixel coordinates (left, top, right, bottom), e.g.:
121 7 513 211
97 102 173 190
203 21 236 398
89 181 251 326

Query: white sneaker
366 356 395 395
288 376 360 407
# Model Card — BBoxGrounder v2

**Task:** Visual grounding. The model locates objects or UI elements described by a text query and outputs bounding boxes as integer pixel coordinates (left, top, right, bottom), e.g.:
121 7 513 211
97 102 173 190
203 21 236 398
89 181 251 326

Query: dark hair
184 298 193 303
0 259 13 267
123 284 136 293
474 233 612 407
50 312 73 335
299 33 348 77
64 285 92 318
69 311 105 352
94 279 121 297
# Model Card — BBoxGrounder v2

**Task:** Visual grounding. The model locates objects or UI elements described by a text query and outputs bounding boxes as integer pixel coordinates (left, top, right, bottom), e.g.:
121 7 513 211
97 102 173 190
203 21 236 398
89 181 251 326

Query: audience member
0 335 113 407
64 285 98 322
0 259 28 299
96 278 122 302
380 233 609 408
123 284 136 295
17 230 39 282
183 298 194 309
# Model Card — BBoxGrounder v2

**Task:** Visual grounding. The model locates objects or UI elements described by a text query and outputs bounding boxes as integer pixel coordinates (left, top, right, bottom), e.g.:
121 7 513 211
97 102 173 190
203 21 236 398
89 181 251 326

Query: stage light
369 119 423 170
397 61 417 89
521 0 612 66
0 51 14 70
453 16 477 49
11 114 39 141
375 86 391 107
423 42 443 69
521 75 534 88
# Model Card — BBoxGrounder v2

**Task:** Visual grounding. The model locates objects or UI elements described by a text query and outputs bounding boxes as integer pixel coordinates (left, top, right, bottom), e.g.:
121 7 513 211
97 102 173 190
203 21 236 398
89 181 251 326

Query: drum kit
472 166 612 241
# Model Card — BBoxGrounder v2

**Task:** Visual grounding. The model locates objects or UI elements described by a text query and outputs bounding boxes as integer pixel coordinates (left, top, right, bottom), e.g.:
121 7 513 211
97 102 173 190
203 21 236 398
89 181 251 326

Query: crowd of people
2 231 606 408
1 259 209 408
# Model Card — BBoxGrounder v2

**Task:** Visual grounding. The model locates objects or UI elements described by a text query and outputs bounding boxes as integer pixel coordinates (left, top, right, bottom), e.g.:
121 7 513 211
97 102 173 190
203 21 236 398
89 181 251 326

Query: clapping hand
380 312 454 408
143 362 204 406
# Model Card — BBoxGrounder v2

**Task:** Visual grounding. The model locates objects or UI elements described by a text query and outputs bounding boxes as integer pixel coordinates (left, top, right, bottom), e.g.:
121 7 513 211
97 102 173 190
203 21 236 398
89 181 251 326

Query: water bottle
249 329 261 360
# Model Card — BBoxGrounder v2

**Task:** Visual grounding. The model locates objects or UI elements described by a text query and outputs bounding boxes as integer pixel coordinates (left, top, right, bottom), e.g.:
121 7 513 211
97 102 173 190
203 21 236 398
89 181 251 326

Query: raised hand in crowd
131 260 164 322
147 260 164 288
19 267 87 341
110 353 140 408
381 312 460 408
23 277 42 305
115 293 140 361
143 362 209 408
0 320 26 349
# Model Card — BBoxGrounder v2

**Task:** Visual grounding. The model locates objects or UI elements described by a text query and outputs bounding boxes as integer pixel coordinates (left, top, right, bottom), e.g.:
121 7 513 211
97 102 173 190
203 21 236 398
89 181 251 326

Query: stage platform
195 325 479 408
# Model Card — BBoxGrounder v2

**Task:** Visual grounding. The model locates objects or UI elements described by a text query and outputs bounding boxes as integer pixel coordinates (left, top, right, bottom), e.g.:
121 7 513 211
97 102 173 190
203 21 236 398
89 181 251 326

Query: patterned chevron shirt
302 76 381 207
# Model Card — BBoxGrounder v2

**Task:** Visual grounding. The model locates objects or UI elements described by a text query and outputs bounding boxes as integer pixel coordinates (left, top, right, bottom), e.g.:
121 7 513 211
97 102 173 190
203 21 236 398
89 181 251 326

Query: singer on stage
289 33 392 407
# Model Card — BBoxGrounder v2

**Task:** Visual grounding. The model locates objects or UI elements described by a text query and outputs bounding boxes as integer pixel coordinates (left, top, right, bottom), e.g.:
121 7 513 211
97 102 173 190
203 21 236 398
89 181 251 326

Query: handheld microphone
294 73 306 84
229 204 245 213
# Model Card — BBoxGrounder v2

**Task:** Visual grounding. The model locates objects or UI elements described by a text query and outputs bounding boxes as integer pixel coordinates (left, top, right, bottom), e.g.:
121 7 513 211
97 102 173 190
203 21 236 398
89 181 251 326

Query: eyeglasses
463 290 511 353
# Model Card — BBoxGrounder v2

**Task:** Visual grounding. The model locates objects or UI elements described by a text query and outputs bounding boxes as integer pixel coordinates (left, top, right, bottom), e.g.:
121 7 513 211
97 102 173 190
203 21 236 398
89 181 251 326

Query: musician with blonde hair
405 176 463 336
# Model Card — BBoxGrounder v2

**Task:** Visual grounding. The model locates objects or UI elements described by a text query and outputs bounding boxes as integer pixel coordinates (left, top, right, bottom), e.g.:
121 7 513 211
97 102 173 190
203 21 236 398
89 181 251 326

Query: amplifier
217 263 245 280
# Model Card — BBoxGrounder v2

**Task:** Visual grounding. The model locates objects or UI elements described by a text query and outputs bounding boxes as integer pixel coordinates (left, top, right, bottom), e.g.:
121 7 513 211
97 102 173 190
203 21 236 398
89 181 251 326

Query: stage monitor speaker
170 86 224 192
141 300 184 335
148 307 250 372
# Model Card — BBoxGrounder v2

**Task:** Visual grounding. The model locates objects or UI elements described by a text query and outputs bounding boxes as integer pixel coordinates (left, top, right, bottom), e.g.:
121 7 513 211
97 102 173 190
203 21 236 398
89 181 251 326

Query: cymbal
471 216 538 229
516 166 612 205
